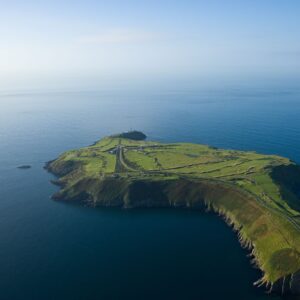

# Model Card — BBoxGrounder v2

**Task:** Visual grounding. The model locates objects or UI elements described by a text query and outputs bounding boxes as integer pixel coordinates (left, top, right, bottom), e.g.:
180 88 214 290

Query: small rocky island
46 131 300 296
17 165 31 169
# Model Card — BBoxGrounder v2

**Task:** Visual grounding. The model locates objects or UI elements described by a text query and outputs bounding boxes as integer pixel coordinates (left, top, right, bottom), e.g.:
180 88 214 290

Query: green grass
47 134 300 286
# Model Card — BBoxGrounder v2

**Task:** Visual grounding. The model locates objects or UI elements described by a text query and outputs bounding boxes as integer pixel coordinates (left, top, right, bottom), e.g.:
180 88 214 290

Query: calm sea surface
0 87 300 300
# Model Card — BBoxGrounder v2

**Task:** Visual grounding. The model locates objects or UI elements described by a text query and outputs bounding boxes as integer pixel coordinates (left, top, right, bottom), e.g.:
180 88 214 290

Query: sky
0 0 300 91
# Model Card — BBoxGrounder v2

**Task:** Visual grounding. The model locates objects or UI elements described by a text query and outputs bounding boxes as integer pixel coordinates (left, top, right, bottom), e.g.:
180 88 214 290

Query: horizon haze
1 0 300 91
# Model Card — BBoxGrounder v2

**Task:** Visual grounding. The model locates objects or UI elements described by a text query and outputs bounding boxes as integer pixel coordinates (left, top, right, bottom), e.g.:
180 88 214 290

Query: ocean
0 86 299 299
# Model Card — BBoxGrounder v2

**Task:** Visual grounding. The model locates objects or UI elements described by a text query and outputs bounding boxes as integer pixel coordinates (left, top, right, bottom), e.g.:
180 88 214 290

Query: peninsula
46 131 300 295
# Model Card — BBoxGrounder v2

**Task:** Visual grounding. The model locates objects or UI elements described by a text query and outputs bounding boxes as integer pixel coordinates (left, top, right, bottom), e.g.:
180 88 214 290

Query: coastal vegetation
46 131 300 295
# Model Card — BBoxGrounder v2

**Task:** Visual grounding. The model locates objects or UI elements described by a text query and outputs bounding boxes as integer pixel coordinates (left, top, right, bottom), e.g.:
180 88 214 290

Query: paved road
114 145 138 173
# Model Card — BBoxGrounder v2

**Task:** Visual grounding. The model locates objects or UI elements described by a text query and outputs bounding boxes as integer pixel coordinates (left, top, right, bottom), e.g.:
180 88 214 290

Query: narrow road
114 146 123 173
114 145 139 173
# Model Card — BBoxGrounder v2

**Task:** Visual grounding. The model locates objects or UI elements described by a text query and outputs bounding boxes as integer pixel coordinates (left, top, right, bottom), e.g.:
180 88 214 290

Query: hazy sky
1 0 300 91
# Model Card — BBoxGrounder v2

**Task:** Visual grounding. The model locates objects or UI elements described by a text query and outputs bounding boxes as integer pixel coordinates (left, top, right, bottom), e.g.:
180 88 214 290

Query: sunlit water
0 87 299 300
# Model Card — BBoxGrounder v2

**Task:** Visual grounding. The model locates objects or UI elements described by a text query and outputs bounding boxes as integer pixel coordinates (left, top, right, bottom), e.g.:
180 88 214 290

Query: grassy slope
46 135 300 288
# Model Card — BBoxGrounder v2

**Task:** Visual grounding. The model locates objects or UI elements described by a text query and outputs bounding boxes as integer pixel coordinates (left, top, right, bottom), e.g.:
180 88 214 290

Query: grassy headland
46 131 300 295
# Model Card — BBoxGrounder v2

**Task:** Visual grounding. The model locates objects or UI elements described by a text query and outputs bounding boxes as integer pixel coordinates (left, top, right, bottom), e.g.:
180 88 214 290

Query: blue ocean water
0 87 299 300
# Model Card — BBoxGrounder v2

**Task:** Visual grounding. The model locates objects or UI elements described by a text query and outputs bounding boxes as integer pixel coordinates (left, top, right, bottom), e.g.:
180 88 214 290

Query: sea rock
17 165 31 169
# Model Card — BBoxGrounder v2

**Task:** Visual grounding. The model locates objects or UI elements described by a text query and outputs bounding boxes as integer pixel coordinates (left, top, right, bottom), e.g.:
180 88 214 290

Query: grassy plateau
46 131 300 295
